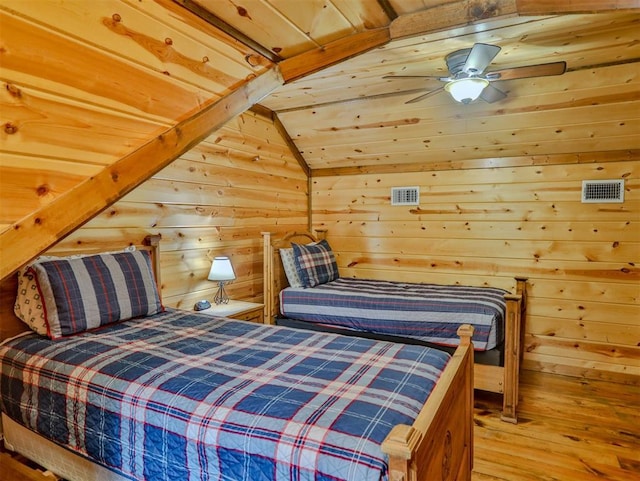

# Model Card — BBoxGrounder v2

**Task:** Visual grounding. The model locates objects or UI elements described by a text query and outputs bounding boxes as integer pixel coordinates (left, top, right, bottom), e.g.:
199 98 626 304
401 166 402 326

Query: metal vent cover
581 180 624 203
391 186 420 205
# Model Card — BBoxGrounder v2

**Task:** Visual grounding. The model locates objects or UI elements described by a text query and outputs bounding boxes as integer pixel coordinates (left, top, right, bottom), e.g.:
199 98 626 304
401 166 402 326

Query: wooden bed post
143 234 162 297
500 276 528 423
515 276 528 334
460 324 474 475
515 276 528 373
261 232 274 324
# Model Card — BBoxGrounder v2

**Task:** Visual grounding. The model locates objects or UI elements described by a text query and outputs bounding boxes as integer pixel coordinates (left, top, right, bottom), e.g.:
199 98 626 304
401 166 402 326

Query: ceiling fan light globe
444 78 489 103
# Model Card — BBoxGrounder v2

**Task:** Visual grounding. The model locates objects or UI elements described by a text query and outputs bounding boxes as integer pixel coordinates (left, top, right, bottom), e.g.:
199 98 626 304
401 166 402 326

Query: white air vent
391 186 419 206
581 180 624 203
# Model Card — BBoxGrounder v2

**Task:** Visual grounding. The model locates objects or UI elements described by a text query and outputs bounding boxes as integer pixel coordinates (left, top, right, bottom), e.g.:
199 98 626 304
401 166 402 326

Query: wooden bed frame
1 234 475 481
263 229 528 424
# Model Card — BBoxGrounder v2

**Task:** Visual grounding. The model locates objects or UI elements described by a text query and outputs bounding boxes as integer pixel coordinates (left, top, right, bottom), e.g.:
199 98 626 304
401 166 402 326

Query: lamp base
214 281 230 305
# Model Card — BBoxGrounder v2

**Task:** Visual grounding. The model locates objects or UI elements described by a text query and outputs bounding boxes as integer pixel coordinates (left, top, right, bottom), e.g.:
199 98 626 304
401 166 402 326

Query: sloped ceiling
1 0 639 279
201 1 640 174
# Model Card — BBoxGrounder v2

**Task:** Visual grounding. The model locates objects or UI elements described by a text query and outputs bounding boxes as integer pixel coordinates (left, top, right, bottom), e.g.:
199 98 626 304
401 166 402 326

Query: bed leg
3 437 16 451
502 293 523 423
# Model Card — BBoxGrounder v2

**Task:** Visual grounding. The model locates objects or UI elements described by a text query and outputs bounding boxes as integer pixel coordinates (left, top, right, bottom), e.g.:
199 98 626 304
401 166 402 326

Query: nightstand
196 300 264 324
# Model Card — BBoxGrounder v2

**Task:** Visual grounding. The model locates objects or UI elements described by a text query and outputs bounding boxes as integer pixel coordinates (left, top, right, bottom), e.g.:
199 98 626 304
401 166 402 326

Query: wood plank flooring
1 370 638 481
0 450 58 481
473 370 640 481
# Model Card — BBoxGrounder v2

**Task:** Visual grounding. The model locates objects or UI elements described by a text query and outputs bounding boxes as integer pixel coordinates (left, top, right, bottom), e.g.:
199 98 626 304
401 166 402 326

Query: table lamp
208 256 236 304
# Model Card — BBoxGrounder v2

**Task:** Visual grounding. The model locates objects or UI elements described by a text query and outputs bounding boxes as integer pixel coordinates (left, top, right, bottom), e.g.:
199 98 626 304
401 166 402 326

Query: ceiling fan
384 43 566 105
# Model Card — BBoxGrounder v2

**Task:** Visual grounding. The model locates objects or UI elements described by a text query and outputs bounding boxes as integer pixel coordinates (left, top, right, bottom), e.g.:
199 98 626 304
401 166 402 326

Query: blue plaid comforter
0 308 450 481
280 278 508 350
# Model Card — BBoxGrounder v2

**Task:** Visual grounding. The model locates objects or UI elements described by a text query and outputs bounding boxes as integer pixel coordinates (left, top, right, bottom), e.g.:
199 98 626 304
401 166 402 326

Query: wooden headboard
261 229 327 324
0 235 161 342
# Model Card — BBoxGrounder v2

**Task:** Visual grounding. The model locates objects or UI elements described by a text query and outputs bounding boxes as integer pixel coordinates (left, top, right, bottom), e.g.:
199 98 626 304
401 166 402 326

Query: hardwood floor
1 370 638 481
0 449 59 481
473 370 640 481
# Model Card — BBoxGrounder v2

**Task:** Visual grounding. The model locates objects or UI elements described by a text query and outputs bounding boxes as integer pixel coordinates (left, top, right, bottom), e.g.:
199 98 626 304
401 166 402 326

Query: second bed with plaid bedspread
280 277 508 351
0 308 450 481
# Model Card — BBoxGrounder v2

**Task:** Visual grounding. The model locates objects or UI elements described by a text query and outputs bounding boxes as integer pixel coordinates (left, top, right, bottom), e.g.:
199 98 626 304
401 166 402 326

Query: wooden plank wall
312 157 639 384
2 110 308 315
0 0 264 230
0 0 287 286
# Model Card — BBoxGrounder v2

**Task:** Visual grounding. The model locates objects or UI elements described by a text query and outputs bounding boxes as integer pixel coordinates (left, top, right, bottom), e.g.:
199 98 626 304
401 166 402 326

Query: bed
262 230 527 423
0 235 475 481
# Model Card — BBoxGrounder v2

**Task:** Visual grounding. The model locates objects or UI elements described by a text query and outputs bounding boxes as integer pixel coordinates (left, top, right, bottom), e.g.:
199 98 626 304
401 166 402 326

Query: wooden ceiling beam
0 69 283 282
278 28 390 83
172 0 282 63
516 0 640 14
271 112 312 230
390 0 519 40
248 103 312 229
390 0 640 40
272 113 311 178
376 0 398 20
249 105 311 177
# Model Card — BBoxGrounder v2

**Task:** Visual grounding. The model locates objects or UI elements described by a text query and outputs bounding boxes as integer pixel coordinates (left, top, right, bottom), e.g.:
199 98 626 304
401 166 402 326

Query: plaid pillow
292 239 339 288
29 250 163 339
14 248 136 336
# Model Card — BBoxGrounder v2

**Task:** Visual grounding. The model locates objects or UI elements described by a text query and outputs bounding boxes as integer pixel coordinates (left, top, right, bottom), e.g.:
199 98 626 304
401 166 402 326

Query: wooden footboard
382 325 474 481
262 230 528 423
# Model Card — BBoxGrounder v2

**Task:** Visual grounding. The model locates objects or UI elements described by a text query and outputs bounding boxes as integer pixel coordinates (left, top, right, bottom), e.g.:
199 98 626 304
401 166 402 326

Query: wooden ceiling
1 0 639 279
186 0 640 174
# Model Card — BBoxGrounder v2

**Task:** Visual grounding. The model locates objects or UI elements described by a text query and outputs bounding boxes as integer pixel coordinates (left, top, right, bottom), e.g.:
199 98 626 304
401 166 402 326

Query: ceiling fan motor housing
446 49 473 77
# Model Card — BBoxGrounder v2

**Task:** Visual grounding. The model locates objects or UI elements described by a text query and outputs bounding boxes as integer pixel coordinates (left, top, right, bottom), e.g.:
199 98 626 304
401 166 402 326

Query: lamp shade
444 78 489 104
208 256 236 281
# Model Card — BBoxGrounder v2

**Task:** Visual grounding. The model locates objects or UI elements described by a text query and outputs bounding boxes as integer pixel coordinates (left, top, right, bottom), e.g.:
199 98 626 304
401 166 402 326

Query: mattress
0 308 450 481
280 277 508 350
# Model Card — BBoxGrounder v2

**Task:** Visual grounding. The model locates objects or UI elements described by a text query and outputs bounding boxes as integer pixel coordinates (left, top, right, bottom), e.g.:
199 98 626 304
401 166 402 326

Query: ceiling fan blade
406 86 444 104
383 75 445 80
487 61 567 81
463 43 501 75
480 84 507 103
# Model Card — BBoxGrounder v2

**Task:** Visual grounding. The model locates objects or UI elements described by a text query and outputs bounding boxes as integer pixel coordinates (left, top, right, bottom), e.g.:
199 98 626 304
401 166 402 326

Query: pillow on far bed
25 250 163 339
292 239 339 288
279 247 305 288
